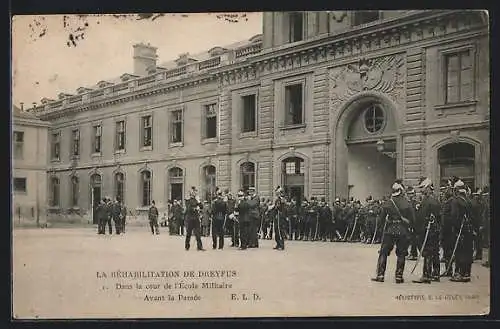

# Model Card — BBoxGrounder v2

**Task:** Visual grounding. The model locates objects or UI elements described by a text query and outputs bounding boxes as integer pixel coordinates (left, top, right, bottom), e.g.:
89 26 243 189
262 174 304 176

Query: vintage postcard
11 11 490 319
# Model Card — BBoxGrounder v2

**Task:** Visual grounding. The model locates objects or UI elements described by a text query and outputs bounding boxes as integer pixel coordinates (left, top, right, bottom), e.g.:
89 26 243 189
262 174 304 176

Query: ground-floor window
438 142 475 189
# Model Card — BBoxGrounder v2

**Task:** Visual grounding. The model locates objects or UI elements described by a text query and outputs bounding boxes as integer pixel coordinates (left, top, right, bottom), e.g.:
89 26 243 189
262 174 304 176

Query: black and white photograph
11 11 490 318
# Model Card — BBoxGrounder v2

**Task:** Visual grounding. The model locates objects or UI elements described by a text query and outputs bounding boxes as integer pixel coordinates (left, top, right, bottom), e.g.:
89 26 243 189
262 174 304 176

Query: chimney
133 43 158 76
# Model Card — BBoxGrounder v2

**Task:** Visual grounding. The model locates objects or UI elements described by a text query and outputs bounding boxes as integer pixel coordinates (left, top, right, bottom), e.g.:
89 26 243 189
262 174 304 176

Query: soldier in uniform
372 181 415 284
297 200 308 240
318 197 332 242
406 187 419 261
288 198 299 240
148 200 160 235
211 190 227 250
247 187 261 248
120 199 127 234
184 189 205 251
449 180 474 282
227 193 239 247
112 198 123 235
440 184 455 276
172 200 183 236
272 187 286 250
104 197 113 235
259 197 267 239
236 191 250 250
470 188 484 261
96 199 106 235
413 178 441 283
305 197 319 241
330 198 342 242
343 199 356 242
363 196 378 244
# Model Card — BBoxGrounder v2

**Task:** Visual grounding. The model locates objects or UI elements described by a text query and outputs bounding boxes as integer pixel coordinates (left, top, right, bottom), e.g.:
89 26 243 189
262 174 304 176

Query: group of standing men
95 197 127 235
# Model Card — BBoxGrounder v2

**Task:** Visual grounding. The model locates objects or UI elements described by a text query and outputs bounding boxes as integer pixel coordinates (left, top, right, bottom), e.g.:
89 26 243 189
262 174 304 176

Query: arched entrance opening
335 95 398 201
281 156 305 203
202 165 216 202
168 167 184 202
90 173 102 224
438 142 475 189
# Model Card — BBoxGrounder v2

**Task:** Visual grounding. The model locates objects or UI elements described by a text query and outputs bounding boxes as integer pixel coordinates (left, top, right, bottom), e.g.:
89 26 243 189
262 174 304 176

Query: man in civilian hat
372 180 415 284
148 200 160 235
439 183 455 276
413 178 442 283
236 190 250 250
406 186 419 261
448 180 474 282
247 187 261 248
184 188 205 251
272 186 286 250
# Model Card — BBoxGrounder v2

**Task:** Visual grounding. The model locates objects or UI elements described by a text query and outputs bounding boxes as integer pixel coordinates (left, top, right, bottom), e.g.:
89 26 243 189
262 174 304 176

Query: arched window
114 172 125 203
140 170 152 207
202 165 216 202
240 162 256 192
364 104 385 133
438 142 475 189
90 173 102 224
70 175 79 207
281 157 305 202
50 176 60 207
168 167 184 202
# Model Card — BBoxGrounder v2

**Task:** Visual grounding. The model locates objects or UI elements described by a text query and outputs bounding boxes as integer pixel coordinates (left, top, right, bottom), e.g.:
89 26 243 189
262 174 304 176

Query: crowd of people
96 175 490 284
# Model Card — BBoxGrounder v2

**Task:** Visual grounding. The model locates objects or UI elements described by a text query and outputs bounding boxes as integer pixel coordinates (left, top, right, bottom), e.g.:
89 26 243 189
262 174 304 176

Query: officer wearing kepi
247 187 261 248
412 178 441 283
211 190 227 250
184 188 205 251
236 190 250 250
372 181 415 284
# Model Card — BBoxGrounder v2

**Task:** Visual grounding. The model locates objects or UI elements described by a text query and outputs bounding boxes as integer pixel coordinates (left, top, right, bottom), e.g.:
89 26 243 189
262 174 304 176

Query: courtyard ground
12 226 490 319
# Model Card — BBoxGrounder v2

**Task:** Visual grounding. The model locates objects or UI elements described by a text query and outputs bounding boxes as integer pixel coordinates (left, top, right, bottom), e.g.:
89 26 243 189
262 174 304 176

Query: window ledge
50 158 61 163
14 190 27 195
169 142 184 148
239 131 258 139
201 138 218 145
435 100 477 110
140 146 153 151
114 149 126 155
91 153 102 158
70 155 80 160
279 123 307 131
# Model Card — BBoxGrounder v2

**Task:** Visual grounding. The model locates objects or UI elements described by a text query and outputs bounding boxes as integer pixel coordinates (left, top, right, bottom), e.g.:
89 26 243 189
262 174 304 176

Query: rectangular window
289 12 304 43
50 178 60 207
92 125 102 154
141 115 152 148
51 132 60 160
171 110 183 143
71 129 80 157
71 176 79 207
285 83 304 126
241 94 256 133
13 131 24 159
14 177 27 193
353 11 380 26
115 120 126 151
445 50 473 104
204 103 217 139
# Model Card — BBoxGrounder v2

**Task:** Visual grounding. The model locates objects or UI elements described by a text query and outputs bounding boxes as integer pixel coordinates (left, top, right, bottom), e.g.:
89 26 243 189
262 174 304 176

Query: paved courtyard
13 227 490 319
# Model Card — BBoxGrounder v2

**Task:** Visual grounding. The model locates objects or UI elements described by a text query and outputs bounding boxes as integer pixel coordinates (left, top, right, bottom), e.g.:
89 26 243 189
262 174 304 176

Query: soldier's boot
413 257 432 284
441 258 453 277
431 255 441 281
371 253 388 282
395 256 405 284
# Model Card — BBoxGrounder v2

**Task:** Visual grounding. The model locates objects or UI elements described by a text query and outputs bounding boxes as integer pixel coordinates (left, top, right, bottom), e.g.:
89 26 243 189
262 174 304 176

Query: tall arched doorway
281 156 305 202
90 173 102 224
168 167 184 202
438 142 475 189
335 95 398 201
202 165 216 202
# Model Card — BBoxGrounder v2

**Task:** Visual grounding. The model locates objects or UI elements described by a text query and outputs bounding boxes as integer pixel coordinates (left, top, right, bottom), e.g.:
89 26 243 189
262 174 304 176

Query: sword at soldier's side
371 217 379 244
411 216 434 274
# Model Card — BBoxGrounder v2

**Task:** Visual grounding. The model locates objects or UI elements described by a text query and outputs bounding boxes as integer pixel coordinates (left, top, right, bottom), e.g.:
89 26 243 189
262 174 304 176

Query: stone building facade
12 105 50 226
28 10 490 215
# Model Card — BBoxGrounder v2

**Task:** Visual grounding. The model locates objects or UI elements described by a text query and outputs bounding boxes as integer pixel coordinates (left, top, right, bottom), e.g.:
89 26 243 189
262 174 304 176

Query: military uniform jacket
470 197 483 233
212 199 227 221
417 195 441 235
440 196 454 234
185 198 202 221
111 202 121 218
96 203 106 221
287 203 298 219
319 205 332 223
172 204 183 220
227 198 236 214
120 205 127 219
379 195 415 236
450 195 473 235
306 204 319 223
148 205 159 221
236 199 251 223
247 197 260 221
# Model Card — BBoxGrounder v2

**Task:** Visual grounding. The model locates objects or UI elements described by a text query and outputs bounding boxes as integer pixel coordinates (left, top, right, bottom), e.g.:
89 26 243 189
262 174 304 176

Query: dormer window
58 93 72 100
97 81 113 89
353 11 380 26
208 47 227 57
76 87 92 94
289 12 304 43
146 66 157 75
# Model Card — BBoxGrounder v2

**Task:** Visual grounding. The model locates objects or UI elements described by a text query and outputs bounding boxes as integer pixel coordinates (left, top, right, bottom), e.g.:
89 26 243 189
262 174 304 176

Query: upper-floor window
115 120 126 151
445 50 473 104
241 94 257 133
171 110 183 144
92 125 102 154
71 128 80 157
285 83 304 126
353 11 380 26
141 115 153 148
203 103 217 139
289 12 304 43
13 177 27 193
13 131 24 159
51 132 61 160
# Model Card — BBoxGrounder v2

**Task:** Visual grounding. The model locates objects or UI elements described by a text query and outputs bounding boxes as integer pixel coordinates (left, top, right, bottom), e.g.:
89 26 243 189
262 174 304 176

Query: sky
12 13 263 108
